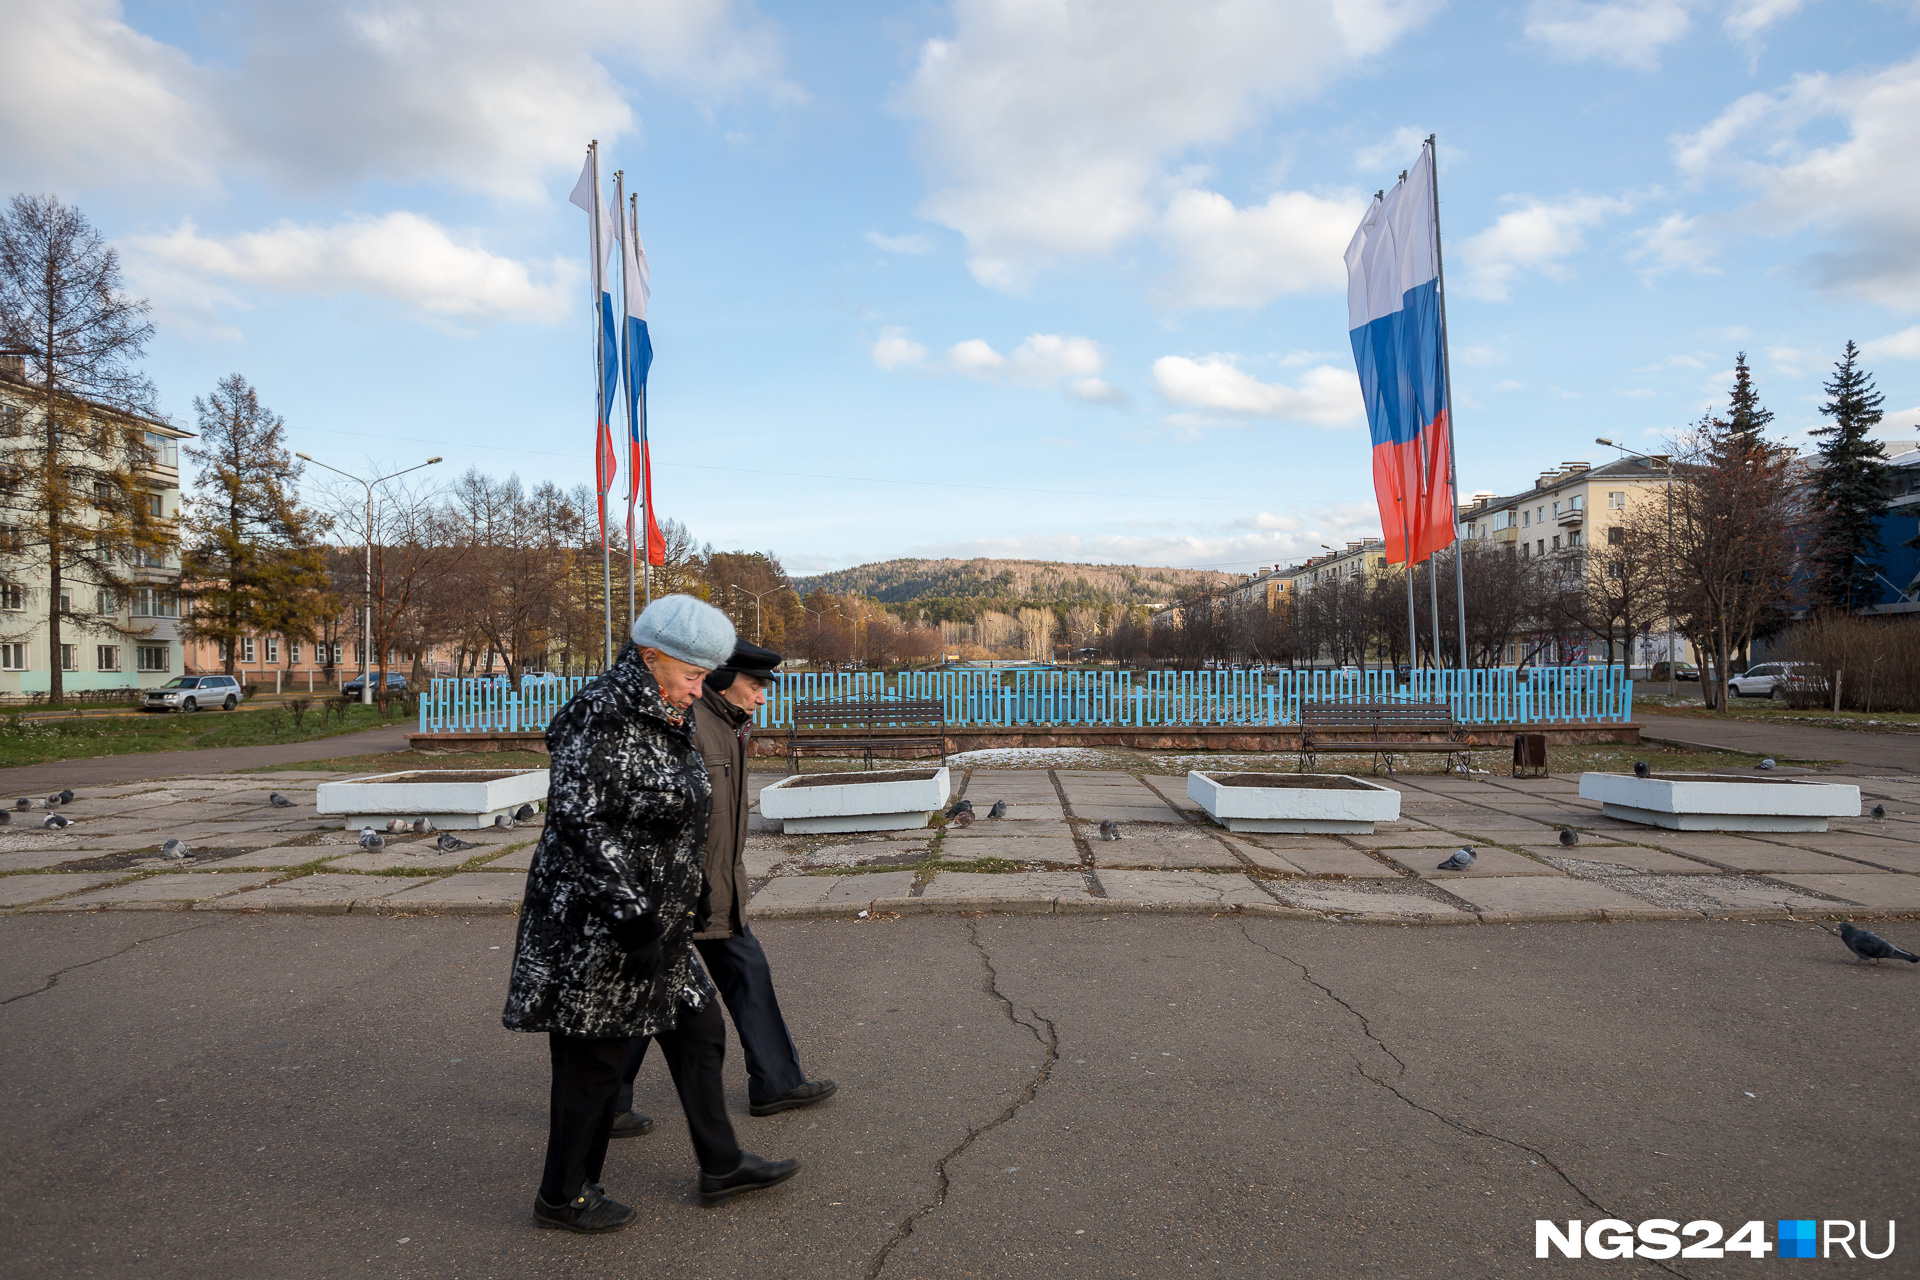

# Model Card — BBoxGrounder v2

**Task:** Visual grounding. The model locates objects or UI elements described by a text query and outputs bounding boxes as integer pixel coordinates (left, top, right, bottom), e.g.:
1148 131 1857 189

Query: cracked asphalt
4 910 1915 1279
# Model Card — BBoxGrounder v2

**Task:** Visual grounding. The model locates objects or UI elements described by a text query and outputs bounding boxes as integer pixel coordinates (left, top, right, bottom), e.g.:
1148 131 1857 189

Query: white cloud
1152 355 1363 426
1067 378 1131 407
1458 194 1631 301
126 214 576 322
1155 187 1368 309
1674 53 1920 309
948 339 1008 378
1628 211 1719 278
871 327 928 370
1864 326 1920 360
1494 380 1524 391
1523 0 1692 72
865 231 933 255
1353 127 1433 174
896 0 1439 291
933 333 1127 406
1723 0 1807 46
0 0 794 199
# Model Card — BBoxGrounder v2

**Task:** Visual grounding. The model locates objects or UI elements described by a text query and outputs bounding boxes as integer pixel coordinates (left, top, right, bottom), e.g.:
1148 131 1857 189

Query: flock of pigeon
0 789 77 829
355 803 537 854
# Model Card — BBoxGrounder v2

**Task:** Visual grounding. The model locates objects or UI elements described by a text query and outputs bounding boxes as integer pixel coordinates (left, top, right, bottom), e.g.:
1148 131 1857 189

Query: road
0 723 414 793
3 911 1912 1278
1637 712 1920 775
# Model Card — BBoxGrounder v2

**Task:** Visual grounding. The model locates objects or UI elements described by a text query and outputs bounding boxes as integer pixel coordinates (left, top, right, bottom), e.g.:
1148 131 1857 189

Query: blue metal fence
420 667 1632 736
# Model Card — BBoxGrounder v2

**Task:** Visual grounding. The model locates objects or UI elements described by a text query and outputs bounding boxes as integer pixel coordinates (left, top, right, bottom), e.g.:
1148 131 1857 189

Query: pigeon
0 810 10 826
268 793 295 808
436 832 476 853
43 795 60 809
43 814 69 830
1632 760 1651 779
988 800 1007 819
1558 827 1578 847
494 813 516 830
57 789 73 805
358 827 385 852
385 818 409 834
1437 846 1476 871
161 838 190 859
1839 923 1919 966
412 817 435 835
13 797 28 812
951 810 974 828
944 798 973 819
1758 758 1776 771
1098 819 1120 841
513 803 537 822
1870 804 1887 823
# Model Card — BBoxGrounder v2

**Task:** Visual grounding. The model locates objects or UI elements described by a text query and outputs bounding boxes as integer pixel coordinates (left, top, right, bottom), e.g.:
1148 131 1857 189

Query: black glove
694 878 714 934
610 911 665 982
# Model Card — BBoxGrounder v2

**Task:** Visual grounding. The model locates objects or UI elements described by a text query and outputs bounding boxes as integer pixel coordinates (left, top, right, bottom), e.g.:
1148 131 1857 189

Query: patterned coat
502 643 717 1039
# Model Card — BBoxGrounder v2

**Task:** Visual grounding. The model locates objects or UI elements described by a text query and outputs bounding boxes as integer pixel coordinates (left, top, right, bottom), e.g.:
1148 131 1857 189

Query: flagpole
631 194 652 613
591 142 613 672
616 171 636 634
1428 135 1469 668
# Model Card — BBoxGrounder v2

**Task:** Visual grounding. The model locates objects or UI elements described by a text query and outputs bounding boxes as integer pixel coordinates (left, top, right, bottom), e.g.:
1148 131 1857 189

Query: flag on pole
1345 144 1455 566
569 148 619 546
613 195 664 566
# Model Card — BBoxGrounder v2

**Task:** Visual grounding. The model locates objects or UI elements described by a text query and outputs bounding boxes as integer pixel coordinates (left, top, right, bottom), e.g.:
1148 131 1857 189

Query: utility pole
731 584 775 643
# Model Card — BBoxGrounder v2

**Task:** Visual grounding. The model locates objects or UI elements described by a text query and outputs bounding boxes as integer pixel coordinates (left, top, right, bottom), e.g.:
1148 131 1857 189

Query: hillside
792 557 1234 620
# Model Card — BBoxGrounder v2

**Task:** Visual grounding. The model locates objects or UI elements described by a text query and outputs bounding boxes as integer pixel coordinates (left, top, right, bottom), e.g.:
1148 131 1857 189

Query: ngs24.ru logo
1536 1219 1896 1260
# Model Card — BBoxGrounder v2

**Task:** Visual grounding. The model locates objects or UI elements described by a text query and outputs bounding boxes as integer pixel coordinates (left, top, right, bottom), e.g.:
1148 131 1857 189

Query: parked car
1728 662 1810 699
1648 661 1699 682
141 674 244 713
341 671 411 697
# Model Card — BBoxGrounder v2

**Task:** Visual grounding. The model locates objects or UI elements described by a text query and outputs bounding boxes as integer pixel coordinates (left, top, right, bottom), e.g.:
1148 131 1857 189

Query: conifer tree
1806 341 1892 611
1723 352 1774 450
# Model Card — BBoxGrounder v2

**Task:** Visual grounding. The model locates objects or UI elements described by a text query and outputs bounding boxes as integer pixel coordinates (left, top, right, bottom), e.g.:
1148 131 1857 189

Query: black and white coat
502 643 717 1039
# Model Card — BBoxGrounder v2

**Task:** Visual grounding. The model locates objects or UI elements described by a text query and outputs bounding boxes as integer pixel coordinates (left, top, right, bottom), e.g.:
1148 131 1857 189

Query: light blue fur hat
630 595 736 670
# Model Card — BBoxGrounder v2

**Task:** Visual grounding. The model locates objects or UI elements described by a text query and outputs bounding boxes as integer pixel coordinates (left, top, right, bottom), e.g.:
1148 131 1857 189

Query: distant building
1861 444 1920 616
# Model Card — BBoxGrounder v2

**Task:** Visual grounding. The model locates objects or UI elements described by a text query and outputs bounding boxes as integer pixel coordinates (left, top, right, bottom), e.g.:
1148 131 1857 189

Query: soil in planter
1204 772 1376 791
778 769 941 788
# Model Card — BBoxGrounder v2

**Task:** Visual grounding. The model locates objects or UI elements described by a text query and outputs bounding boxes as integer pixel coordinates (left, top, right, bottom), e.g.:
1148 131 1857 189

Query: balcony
1556 504 1585 528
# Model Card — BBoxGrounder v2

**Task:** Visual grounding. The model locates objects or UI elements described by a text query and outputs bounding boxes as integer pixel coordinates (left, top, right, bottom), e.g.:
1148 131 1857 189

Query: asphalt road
1637 713 1920 776
0 723 414 793
4 912 1915 1279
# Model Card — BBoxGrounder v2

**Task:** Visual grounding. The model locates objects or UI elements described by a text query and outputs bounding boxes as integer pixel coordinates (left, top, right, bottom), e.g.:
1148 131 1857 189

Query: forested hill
792 557 1234 621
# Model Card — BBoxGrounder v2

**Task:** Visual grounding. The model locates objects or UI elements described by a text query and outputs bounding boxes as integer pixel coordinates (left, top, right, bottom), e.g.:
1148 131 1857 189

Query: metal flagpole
590 142 613 672
616 171 636 634
1428 134 1469 668
1401 506 1418 672
633 195 652 610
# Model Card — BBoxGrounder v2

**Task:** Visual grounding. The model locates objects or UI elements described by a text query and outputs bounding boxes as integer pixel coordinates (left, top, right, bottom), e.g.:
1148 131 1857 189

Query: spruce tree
1723 352 1774 450
1806 341 1892 611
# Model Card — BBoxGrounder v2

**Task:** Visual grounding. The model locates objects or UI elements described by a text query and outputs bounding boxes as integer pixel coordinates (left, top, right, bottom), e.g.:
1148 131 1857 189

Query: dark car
342 671 410 697
1648 661 1699 682
142 674 244 713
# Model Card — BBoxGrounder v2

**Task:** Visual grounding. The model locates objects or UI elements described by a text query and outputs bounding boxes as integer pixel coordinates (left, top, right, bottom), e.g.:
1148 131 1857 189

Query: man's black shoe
749 1079 838 1117
610 1110 654 1139
697 1152 801 1206
532 1183 637 1234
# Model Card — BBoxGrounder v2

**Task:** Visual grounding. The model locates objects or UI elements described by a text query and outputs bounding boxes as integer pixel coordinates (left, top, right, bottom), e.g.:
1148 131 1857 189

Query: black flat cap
717 639 783 683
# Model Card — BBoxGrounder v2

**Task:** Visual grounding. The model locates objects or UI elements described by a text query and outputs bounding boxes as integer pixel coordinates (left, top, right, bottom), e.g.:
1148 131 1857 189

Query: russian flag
1345 144 1456 566
569 149 619 547
614 196 665 567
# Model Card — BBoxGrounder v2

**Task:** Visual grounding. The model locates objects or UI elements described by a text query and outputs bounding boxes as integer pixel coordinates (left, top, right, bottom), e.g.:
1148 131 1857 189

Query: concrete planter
1187 771 1401 833
316 769 549 830
1577 772 1860 832
759 767 950 834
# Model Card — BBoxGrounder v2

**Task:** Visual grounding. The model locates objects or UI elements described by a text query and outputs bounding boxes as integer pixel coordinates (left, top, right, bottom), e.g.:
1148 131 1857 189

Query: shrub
287 698 312 729
1777 615 1920 713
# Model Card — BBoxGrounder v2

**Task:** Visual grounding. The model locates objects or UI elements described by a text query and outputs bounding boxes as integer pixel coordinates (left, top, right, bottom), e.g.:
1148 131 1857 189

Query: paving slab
943 818 1072 841
1089 828 1242 869
747 871 917 918
1388 847 1565 878
936 835 1079 863
1766 873 1920 912
0 873 128 907
797 839 930 871
193 845 348 870
482 845 537 871
1532 846 1722 874
327 845 499 872
1439 876 1685 922
35 871 280 911
1231 840 1401 878
1222 841 1307 873
1812 843 1920 874
913 871 1093 912
1678 845 1868 874
377 872 525 913
0 846 116 873
1270 882 1472 921
1138 775 1204 812
1088 870 1297 915
206 872 424 914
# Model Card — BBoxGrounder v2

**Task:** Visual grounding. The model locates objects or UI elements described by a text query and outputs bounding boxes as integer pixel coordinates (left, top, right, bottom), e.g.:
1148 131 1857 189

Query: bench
786 698 948 773
1299 701 1473 775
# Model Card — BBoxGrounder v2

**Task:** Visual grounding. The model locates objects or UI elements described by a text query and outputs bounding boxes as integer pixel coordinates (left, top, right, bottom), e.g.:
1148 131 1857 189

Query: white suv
1727 662 1810 699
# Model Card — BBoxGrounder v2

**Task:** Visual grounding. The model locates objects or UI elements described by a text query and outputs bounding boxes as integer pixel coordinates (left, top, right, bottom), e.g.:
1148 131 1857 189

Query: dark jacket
691 685 753 940
502 643 717 1039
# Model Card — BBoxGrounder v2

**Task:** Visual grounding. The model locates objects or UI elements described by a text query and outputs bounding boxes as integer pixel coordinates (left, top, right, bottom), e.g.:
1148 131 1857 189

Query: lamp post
802 601 842 671
731 584 775 643
1595 437 1675 698
295 453 442 704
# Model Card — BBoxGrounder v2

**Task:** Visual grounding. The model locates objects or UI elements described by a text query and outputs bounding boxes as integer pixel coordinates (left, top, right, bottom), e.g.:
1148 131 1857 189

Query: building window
136 645 169 673
1551 535 1561 550
1552 501 1560 518
60 644 78 671
146 492 164 517
265 638 279 663
1608 490 1625 509
0 643 24 670
0 404 20 436
1521 510 1530 527
241 637 256 663
289 642 301 664
0 583 22 611
132 588 178 618
143 431 178 468
94 480 114 506
1607 525 1624 545
1569 530 1581 547
97 645 120 672
1537 539 1546 555
0 525 21 552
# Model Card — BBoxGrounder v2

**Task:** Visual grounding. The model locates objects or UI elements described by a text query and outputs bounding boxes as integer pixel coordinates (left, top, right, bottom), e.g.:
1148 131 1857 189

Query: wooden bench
1299 701 1473 775
786 698 948 773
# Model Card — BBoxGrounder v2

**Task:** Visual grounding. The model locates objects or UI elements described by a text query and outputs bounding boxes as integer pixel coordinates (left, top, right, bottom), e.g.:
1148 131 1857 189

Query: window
289 642 301 664
1569 494 1583 511
241 637 256 663
132 588 178 618
1551 535 1561 550
94 480 113 506
1608 491 1625 510
332 644 344 665
59 589 71 613
0 403 20 436
94 534 112 562
0 643 23 670
1536 506 1545 523
60 644 77 671
95 588 118 615
1521 509 1530 527
1607 526 1624 545
217 640 230 662
1569 530 1581 547
143 431 178 468
0 525 21 552
1537 539 1545 555
97 645 120 672
265 638 279 663
146 492 164 518
136 645 170 673
135 546 168 568
1552 501 1561 518
1606 562 1623 581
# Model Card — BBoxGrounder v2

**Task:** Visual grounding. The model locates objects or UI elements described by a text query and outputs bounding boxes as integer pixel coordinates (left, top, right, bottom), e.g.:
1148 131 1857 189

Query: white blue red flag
613 195 664 567
569 147 619 546
1345 143 1456 566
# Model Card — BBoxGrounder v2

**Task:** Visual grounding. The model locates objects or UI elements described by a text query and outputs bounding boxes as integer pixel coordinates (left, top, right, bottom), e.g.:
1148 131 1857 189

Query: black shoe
749 1079 838 1117
698 1151 801 1206
532 1183 637 1234
610 1110 654 1139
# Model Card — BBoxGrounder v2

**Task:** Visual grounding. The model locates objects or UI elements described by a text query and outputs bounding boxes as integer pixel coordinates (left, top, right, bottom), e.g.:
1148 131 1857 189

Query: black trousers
538 1000 741 1204
617 928 806 1110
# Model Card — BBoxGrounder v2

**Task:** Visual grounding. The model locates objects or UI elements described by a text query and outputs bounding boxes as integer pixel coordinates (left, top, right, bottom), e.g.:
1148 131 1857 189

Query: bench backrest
789 698 946 730
1302 700 1457 728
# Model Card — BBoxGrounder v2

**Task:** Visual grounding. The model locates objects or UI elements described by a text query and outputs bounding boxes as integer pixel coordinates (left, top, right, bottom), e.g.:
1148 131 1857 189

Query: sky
5 0 1920 576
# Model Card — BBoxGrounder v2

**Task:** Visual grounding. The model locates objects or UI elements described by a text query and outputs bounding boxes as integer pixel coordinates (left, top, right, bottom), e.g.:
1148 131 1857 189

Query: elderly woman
503 595 800 1234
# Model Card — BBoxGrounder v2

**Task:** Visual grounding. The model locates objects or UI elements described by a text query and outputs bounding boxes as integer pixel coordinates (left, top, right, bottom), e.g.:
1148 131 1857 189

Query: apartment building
0 358 193 694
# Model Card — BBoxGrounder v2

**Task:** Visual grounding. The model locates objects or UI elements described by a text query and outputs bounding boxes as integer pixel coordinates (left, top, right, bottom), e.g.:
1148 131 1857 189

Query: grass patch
0 703 403 769
1636 698 1920 732
248 749 552 774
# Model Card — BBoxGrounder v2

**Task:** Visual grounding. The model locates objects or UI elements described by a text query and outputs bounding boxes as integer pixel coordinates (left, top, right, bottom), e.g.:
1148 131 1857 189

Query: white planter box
759 767 951 834
316 769 550 830
1577 772 1860 832
1187 770 1401 833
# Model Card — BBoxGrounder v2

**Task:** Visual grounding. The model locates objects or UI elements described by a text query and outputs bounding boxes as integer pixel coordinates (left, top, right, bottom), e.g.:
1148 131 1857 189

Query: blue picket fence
420 667 1633 736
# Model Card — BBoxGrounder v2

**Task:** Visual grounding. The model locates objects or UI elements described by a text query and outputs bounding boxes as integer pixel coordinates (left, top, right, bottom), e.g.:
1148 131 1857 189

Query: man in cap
611 638 836 1137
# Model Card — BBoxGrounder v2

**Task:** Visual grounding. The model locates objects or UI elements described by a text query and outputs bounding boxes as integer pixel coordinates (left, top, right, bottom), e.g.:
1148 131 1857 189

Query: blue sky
6 0 1920 574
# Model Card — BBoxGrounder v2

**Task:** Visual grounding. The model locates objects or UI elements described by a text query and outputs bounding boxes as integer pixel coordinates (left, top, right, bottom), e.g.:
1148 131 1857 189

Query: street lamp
295 452 442 704
1595 437 1677 697
730 584 776 643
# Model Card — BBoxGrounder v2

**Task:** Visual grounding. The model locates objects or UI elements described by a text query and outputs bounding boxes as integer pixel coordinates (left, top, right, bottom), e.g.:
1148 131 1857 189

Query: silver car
1727 662 1810 699
141 674 245 713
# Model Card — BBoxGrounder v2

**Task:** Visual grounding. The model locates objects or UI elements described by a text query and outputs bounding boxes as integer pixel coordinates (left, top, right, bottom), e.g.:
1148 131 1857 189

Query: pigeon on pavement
951 810 974 828
161 838 190 859
1758 758 1776 770
1633 760 1651 779
436 832 476 853
359 827 385 852
58 789 74 805
386 818 409 834
268 793 295 808
1558 827 1578 847
513 804 537 822
43 814 70 829
944 798 973 819
1839 923 1919 965
1870 804 1887 822
412 817 435 835
1437 847 1476 871
13 798 28 811
0 811 10 826
1098 819 1120 841
988 800 1007 819
43 795 61 808
494 813 516 830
